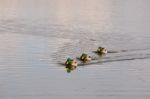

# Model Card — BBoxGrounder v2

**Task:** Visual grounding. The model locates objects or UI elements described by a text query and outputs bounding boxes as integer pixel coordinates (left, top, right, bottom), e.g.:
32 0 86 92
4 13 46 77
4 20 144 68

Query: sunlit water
0 0 150 99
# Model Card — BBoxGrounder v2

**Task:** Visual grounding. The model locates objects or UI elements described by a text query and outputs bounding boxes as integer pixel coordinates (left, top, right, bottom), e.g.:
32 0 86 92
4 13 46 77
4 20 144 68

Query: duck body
65 58 78 67
65 58 78 73
80 53 92 62
97 47 107 54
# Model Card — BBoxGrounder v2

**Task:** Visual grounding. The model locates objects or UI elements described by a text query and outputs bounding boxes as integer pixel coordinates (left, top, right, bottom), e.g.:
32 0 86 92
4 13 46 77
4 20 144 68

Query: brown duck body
97 47 107 54
80 53 92 62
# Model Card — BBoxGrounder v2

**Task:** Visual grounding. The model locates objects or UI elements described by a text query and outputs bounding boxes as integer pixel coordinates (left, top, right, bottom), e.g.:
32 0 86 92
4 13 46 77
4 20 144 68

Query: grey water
0 0 150 99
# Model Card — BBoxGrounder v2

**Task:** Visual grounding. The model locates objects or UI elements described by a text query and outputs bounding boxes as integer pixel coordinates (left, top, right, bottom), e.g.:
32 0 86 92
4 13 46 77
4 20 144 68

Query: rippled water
0 0 150 99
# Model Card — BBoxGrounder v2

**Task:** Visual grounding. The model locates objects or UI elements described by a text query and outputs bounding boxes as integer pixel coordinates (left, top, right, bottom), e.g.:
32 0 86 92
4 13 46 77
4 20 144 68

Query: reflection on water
0 0 150 99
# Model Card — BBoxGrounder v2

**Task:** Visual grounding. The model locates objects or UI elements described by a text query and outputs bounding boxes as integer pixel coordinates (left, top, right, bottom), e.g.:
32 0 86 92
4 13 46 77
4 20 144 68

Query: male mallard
80 53 92 62
97 47 107 54
65 58 78 67
65 58 77 73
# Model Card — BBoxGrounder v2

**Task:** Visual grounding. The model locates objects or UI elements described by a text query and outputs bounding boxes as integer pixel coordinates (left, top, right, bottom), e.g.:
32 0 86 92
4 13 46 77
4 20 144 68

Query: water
0 0 150 99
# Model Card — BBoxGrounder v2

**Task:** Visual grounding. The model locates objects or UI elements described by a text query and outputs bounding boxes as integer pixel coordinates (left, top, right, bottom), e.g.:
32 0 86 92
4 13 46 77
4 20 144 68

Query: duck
80 53 92 62
65 58 78 73
65 58 78 67
96 47 107 54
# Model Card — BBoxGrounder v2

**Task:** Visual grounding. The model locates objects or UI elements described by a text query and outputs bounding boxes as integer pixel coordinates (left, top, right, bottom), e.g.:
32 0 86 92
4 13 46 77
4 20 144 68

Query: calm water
0 0 150 99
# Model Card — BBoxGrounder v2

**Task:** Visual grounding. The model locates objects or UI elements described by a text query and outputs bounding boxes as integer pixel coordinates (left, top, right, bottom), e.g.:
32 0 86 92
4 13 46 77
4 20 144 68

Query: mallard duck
65 58 77 73
80 53 92 62
97 47 107 54
65 58 78 67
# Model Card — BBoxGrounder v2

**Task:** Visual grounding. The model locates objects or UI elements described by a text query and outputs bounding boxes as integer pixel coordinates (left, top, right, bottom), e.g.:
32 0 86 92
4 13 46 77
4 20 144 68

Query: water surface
0 0 150 99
